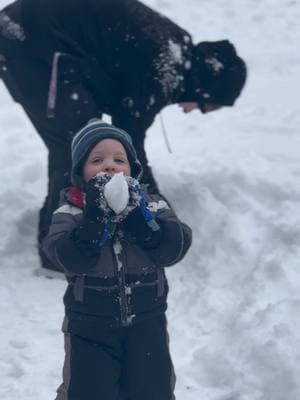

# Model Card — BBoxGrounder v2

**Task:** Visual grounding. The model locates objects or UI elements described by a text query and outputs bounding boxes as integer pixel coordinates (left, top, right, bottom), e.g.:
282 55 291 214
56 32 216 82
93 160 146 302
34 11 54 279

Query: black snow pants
56 313 176 400
0 7 158 271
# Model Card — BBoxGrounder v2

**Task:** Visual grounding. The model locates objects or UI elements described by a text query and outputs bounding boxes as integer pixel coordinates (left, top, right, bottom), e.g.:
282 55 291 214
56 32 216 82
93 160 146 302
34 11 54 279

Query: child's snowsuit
42 185 192 400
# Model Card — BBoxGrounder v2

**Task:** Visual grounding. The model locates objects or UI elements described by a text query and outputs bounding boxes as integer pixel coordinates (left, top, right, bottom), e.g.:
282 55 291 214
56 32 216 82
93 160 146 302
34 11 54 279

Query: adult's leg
1 40 102 271
123 314 176 400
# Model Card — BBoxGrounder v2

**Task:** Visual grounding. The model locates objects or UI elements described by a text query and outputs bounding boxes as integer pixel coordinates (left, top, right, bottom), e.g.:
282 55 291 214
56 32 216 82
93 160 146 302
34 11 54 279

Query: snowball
104 172 129 214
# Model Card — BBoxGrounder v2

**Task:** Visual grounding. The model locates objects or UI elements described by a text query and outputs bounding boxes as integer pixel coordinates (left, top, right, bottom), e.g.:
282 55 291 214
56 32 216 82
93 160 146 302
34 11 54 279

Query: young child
42 119 192 400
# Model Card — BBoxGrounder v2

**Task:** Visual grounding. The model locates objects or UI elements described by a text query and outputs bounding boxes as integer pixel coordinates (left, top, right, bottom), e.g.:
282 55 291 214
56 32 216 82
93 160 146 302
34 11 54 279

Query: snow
205 56 224 73
168 39 183 64
155 38 185 97
0 11 25 41
113 239 123 271
104 172 129 214
0 0 300 399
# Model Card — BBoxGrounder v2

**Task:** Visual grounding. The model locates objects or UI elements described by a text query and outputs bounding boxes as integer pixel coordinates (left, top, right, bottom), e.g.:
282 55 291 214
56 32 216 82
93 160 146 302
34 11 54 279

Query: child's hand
86 174 149 224
85 174 113 221
103 174 140 219
122 180 161 248
86 173 139 219
125 176 143 209
124 181 158 226
74 174 115 252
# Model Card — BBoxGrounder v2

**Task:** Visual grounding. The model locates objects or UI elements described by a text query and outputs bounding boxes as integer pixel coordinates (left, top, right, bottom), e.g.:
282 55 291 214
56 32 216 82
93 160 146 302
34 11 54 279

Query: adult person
0 0 247 273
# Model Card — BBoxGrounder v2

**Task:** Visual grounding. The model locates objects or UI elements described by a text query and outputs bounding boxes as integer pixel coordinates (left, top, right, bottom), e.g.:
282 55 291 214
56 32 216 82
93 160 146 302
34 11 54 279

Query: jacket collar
65 187 85 209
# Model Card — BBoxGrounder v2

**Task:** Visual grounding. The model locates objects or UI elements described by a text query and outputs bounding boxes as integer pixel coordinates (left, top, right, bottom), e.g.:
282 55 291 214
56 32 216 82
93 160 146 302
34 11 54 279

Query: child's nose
103 160 116 174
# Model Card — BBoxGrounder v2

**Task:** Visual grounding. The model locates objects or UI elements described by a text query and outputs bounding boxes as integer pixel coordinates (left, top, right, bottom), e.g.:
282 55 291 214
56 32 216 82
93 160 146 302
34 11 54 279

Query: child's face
83 138 131 183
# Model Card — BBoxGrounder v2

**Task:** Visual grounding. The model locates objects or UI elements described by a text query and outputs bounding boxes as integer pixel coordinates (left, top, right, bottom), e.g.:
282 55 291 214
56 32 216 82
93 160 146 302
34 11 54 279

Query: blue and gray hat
71 119 142 187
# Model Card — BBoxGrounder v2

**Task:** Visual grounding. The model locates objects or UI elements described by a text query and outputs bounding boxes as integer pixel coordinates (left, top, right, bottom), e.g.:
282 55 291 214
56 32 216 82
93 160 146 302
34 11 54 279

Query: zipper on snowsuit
113 238 131 326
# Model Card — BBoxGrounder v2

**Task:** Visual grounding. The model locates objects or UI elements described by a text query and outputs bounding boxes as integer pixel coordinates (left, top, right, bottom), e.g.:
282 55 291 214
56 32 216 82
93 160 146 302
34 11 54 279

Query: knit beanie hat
182 40 247 106
71 119 142 188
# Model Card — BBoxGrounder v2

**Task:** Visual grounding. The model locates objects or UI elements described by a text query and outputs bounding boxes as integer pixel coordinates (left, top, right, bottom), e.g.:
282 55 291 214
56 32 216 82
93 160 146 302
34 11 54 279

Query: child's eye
115 158 125 164
91 158 102 164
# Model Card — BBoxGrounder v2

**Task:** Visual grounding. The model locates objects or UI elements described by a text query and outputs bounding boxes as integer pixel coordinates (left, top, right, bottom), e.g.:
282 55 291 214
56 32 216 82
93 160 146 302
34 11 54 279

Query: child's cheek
83 164 97 183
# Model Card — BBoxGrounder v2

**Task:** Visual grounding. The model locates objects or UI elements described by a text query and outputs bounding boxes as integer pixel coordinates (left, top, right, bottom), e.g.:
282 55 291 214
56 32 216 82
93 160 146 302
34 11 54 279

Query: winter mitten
123 179 162 249
73 174 115 254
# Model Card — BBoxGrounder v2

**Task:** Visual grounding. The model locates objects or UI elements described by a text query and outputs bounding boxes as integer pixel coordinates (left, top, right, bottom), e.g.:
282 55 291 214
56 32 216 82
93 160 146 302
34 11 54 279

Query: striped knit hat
71 119 142 187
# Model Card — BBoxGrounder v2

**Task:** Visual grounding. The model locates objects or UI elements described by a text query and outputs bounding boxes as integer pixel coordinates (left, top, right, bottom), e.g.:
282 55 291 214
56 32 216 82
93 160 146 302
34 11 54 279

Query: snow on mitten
72 174 115 254
103 174 141 222
122 179 162 249
88 173 115 221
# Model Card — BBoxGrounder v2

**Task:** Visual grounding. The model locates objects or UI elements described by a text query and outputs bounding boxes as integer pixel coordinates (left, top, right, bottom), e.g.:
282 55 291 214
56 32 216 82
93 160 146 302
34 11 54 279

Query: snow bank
0 0 299 399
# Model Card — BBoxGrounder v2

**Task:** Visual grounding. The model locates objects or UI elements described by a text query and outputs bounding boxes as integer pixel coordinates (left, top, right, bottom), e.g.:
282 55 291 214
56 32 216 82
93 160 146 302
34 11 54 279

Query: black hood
180 40 247 106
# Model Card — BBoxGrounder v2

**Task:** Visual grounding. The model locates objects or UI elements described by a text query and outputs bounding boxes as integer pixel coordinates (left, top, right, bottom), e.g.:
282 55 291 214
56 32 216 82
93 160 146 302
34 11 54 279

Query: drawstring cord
159 112 173 154
47 52 66 118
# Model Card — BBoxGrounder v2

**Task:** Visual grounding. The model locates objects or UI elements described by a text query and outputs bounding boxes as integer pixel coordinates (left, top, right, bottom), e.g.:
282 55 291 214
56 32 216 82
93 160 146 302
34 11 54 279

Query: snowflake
71 93 79 100
149 95 156 106
184 60 192 70
205 57 224 73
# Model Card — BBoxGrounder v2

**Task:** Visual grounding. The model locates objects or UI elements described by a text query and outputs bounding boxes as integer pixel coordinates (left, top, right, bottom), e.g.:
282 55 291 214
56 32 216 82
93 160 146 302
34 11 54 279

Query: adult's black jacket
1 0 246 272
0 0 195 259
2 0 192 146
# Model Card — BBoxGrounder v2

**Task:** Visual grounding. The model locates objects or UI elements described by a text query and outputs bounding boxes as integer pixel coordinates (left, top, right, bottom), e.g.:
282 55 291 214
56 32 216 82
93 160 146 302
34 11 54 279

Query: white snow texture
104 172 129 214
0 0 300 399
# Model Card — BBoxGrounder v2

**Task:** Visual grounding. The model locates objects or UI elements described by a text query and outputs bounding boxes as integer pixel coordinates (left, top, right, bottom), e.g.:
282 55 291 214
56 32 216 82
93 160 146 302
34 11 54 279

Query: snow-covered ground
0 0 300 399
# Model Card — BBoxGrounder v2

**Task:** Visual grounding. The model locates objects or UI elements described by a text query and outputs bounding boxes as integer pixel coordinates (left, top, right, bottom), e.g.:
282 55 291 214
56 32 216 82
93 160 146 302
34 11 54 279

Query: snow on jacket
42 186 192 327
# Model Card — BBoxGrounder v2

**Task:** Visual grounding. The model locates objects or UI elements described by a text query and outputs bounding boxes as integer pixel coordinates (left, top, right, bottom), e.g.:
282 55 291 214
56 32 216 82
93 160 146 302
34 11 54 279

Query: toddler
42 119 192 400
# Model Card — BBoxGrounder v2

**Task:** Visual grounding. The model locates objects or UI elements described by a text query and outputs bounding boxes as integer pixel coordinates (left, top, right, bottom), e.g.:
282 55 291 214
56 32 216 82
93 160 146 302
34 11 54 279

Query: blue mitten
123 179 162 249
